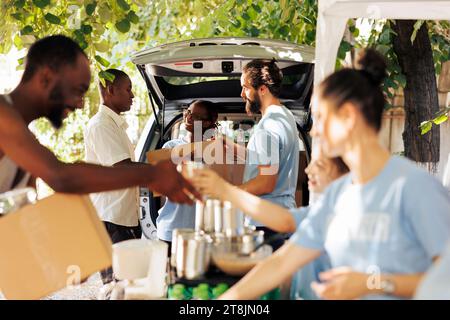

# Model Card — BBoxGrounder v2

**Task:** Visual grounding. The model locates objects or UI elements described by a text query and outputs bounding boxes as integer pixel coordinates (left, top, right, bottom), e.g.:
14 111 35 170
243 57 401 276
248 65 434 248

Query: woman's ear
338 102 358 132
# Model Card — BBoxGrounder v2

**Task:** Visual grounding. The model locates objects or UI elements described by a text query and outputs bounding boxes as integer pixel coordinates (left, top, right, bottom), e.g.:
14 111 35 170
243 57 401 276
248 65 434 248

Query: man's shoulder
86 110 114 130
0 97 25 125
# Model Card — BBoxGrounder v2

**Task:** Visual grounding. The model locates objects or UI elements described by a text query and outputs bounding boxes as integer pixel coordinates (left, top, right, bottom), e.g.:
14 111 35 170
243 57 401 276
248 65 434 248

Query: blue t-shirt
414 239 450 299
289 205 332 300
156 138 196 242
290 156 450 299
244 105 299 226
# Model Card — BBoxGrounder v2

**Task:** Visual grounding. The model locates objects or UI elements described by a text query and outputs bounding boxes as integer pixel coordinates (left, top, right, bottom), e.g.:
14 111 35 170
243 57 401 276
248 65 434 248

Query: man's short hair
99 69 130 94
22 35 87 82
242 59 283 97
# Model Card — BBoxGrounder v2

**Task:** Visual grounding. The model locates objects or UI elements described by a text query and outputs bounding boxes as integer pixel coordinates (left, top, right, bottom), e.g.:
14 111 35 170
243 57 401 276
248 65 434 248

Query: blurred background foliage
0 0 449 164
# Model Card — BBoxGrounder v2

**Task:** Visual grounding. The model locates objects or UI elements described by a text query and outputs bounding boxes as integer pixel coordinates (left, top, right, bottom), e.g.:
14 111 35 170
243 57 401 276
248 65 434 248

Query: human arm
219 242 321 299
311 267 425 300
0 107 199 203
238 165 278 195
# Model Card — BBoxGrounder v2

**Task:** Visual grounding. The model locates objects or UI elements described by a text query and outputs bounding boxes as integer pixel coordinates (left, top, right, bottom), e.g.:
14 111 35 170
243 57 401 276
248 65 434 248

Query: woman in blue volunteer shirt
193 151 349 299
213 49 450 300
156 100 218 250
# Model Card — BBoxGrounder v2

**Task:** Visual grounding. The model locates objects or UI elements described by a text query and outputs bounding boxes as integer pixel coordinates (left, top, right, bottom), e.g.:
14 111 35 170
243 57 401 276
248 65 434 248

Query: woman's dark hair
319 49 387 131
191 100 218 122
242 58 283 97
22 35 87 82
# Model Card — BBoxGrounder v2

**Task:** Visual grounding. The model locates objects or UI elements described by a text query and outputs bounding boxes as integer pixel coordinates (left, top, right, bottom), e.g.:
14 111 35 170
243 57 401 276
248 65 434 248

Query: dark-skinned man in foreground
0 35 199 204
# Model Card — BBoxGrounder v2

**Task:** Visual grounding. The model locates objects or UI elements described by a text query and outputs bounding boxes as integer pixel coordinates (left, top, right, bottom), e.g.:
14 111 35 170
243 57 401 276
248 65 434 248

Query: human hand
311 267 370 300
191 168 229 201
148 160 201 204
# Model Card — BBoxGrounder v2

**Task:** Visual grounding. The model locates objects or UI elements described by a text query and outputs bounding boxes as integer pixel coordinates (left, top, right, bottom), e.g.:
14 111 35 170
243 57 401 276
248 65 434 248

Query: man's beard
47 84 69 130
245 95 262 115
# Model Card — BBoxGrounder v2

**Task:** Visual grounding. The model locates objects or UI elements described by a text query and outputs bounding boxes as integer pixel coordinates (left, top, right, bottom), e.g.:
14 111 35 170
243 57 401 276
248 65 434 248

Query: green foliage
337 19 450 114
420 106 450 135
2 0 448 164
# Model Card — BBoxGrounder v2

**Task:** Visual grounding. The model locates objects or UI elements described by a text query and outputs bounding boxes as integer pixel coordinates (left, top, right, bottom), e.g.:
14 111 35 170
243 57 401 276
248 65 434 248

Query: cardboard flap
0 193 112 300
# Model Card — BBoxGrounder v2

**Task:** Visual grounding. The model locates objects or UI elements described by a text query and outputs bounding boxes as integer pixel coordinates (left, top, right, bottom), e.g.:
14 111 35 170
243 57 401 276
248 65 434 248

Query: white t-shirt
0 94 30 192
84 105 139 227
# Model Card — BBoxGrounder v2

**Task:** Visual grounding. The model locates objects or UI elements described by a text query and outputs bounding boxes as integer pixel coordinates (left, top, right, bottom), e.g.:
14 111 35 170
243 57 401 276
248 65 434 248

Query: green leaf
85 2 97 16
411 20 424 44
432 114 448 125
116 0 130 11
420 121 432 135
14 0 25 8
278 25 289 37
98 4 112 23
115 18 130 33
379 28 391 45
13 34 22 49
81 24 93 35
375 44 390 56
250 26 260 37
21 25 33 35
44 13 61 25
127 10 139 24
252 4 261 13
11 12 23 20
242 12 250 21
394 74 407 88
337 41 351 60
95 55 110 67
231 19 241 28
32 0 50 9
99 70 116 82
93 40 109 52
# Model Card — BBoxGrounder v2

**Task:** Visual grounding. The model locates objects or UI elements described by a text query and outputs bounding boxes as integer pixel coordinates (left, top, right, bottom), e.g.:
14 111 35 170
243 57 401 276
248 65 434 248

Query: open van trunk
131 37 315 239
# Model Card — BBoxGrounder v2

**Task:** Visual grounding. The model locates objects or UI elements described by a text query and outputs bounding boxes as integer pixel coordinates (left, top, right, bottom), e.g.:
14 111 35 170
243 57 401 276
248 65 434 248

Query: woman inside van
156 100 218 252
194 49 450 300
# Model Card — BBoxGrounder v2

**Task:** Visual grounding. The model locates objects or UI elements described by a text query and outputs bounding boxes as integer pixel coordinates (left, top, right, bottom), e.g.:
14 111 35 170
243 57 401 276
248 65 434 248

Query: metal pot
196 199 245 236
213 230 264 255
171 228 200 268
175 233 212 280
221 201 245 237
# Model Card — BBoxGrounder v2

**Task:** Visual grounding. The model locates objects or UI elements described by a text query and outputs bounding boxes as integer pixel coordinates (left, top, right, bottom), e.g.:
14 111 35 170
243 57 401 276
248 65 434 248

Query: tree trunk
392 20 440 164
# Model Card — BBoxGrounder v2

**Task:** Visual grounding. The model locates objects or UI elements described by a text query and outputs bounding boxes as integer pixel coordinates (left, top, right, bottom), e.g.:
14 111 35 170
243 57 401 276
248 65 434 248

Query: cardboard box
0 193 112 300
147 140 246 190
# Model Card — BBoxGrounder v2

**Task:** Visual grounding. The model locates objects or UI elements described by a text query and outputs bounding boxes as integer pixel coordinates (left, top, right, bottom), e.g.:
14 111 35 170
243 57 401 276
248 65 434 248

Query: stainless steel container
175 233 211 280
222 201 245 236
214 230 265 255
213 199 223 234
203 199 216 233
196 199 247 237
194 200 204 231
171 228 197 268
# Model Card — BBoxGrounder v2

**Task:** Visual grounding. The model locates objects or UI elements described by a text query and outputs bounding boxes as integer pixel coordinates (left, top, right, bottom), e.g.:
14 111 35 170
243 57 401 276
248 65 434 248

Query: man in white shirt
0 35 199 203
84 69 140 283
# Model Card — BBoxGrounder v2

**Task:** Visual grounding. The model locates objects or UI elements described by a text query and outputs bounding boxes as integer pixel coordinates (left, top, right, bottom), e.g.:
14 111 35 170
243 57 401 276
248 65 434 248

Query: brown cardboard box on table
147 140 246 192
0 193 112 300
